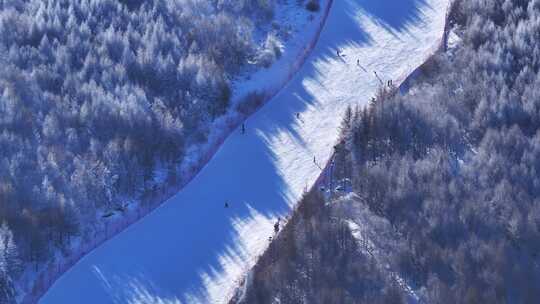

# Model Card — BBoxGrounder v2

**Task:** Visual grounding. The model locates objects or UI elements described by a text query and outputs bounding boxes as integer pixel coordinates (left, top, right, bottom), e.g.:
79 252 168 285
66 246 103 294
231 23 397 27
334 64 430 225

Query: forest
239 0 540 302
0 0 322 301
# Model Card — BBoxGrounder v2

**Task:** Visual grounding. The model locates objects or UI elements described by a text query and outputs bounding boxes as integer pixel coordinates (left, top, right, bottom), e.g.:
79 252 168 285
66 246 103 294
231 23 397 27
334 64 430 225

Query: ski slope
40 0 449 303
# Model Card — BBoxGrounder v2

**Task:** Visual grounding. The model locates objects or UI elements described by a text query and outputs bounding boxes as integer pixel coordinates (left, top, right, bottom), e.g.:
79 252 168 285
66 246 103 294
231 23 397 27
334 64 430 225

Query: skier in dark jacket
274 219 280 233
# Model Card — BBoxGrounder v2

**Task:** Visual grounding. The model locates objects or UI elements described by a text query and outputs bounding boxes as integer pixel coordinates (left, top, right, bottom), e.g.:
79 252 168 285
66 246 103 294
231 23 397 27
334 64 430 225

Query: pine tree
339 106 353 135
0 222 18 303
0 222 21 277
0 270 15 304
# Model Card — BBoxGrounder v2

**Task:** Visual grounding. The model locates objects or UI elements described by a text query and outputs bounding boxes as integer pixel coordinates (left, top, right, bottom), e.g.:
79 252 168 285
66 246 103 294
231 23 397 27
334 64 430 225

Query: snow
230 2 322 102
40 1 449 303
178 0 331 177
447 30 461 50
342 200 420 303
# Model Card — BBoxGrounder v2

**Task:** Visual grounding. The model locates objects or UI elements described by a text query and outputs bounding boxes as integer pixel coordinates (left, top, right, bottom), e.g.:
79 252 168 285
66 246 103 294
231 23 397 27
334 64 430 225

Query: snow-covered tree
0 222 20 276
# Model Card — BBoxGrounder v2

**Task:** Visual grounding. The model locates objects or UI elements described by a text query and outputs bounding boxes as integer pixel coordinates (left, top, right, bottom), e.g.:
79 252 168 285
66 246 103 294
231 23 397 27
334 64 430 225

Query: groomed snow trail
40 1 448 303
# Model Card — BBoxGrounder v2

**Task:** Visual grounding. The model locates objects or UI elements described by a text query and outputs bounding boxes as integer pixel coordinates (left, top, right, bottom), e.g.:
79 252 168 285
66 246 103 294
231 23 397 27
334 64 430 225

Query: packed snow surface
40 0 449 303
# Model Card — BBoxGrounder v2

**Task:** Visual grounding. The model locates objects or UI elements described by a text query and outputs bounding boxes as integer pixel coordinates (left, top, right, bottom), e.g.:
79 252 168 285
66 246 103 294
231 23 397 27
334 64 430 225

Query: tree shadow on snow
357 0 432 37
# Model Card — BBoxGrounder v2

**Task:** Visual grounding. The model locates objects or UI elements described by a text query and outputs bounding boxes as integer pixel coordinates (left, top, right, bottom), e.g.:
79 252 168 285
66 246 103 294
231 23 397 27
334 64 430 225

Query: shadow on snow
357 0 431 37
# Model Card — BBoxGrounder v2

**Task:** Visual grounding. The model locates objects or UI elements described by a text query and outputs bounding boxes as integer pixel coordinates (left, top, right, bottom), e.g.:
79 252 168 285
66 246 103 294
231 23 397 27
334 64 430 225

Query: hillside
0 0 324 302
38 0 449 303
240 0 540 303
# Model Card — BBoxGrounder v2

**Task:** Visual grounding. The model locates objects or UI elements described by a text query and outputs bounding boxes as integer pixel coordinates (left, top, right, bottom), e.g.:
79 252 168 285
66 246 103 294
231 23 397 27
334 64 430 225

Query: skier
296 112 300 119
336 49 340 57
241 123 246 134
274 218 280 233
225 202 229 208
357 59 360 66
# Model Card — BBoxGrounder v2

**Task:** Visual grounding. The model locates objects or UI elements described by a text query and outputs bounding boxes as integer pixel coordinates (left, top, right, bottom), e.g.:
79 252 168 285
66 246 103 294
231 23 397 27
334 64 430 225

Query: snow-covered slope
40 1 449 303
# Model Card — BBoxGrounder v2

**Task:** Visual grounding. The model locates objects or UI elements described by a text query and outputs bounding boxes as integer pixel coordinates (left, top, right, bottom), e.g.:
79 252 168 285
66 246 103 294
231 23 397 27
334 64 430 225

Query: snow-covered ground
339 195 420 303
40 1 449 303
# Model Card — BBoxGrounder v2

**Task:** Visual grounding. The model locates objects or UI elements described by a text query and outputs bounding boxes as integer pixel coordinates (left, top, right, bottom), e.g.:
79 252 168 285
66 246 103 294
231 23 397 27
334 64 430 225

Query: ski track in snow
40 1 449 303
347 216 419 303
